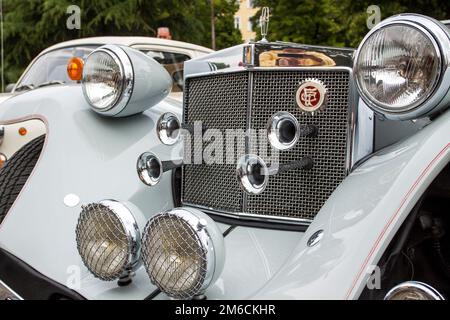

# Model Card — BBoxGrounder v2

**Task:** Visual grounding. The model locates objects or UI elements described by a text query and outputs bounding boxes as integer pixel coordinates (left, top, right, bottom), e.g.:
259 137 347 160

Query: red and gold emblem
295 79 327 113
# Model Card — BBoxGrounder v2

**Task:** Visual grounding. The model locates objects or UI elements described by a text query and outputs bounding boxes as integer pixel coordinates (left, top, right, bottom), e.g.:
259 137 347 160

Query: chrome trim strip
0 279 23 300
0 125 4 146
243 71 254 212
183 203 313 226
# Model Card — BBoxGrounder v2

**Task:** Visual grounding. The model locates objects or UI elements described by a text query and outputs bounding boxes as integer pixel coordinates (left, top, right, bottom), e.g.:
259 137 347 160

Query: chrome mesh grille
247 71 350 219
182 69 351 221
182 73 248 212
141 212 207 299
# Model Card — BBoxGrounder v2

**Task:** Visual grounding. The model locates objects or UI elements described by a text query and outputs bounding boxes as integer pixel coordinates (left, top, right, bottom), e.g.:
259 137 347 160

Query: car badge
259 7 270 43
295 79 327 114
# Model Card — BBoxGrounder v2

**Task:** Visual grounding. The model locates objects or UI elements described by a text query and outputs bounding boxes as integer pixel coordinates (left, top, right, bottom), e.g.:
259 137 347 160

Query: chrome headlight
75 200 142 282
82 45 171 117
141 207 225 299
82 46 133 115
384 281 444 300
354 14 450 120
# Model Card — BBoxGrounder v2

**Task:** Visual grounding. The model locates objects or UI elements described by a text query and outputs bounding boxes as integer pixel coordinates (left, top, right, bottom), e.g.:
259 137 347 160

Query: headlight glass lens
76 202 131 281
355 24 441 112
141 212 208 299
82 51 124 111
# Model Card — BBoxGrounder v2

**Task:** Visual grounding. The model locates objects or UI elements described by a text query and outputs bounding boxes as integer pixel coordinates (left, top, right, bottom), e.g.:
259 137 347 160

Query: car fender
0 85 182 299
251 109 450 300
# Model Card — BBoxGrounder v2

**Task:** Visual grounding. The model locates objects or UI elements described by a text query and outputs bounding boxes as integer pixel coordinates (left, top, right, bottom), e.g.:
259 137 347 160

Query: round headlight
384 281 444 300
354 15 450 120
141 208 225 299
82 45 133 115
75 200 141 281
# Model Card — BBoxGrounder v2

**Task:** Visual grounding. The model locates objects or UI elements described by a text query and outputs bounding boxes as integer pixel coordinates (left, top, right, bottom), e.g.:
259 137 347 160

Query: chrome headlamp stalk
267 111 317 150
75 200 142 284
236 154 314 195
354 14 450 120
157 113 181 145
137 152 183 186
141 207 225 299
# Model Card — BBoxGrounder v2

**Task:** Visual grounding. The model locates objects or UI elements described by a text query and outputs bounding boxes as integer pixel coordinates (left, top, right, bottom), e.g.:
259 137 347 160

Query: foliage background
1 0 450 86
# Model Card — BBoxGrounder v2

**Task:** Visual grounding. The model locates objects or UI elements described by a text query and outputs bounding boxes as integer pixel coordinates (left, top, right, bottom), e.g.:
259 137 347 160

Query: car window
16 46 96 91
141 50 191 92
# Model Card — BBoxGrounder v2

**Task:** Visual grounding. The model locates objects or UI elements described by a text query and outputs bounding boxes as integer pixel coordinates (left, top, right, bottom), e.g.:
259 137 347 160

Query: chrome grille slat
182 69 351 222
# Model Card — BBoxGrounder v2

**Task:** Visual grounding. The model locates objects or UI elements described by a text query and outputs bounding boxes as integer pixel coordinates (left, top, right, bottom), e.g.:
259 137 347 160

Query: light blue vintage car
0 13 449 300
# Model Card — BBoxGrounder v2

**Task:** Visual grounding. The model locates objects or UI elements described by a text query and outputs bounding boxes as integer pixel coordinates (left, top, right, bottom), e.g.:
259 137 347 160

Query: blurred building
234 0 259 42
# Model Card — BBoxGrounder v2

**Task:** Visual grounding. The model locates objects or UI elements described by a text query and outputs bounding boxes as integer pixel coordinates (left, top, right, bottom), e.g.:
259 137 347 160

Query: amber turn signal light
18 127 27 136
67 57 84 81
0 153 6 168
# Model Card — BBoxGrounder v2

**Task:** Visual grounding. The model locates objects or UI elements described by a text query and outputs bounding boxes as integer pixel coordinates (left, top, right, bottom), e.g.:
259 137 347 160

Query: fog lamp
75 200 141 282
141 207 225 299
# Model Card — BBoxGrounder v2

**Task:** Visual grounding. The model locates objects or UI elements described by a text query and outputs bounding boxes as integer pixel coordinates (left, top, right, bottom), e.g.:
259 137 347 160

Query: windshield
15 46 96 91
15 45 191 93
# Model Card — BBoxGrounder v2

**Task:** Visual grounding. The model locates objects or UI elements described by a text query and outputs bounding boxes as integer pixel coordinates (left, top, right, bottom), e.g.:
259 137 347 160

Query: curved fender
251 109 450 300
0 85 182 299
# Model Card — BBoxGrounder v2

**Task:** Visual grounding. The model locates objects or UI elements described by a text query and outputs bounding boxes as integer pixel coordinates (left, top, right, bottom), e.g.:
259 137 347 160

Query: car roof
39 36 214 56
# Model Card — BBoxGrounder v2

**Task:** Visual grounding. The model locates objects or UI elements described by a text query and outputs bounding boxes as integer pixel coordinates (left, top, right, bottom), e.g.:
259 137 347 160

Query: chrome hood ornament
260 7 270 43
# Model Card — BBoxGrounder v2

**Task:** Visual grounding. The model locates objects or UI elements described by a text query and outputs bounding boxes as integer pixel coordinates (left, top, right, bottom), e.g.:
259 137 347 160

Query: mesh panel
182 73 248 212
141 213 207 299
75 203 130 281
182 69 350 221
247 71 350 219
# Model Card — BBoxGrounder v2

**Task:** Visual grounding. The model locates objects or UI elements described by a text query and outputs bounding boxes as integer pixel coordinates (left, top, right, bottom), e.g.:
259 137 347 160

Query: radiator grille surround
182 68 353 223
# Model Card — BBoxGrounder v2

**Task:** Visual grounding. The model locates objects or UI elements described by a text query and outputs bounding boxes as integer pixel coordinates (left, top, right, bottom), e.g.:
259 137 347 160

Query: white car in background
0 37 213 166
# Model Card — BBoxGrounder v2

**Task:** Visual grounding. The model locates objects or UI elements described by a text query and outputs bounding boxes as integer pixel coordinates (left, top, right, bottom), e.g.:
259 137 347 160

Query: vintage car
0 13 449 300
0 37 213 167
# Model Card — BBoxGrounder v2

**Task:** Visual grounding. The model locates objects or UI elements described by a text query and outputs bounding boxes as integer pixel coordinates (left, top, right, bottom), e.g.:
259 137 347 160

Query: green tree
252 0 450 48
1 0 242 85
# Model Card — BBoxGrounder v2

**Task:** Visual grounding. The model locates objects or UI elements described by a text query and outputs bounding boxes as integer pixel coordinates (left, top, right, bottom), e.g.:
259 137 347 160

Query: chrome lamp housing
82 44 172 117
354 14 450 120
75 200 142 282
141 207 225 299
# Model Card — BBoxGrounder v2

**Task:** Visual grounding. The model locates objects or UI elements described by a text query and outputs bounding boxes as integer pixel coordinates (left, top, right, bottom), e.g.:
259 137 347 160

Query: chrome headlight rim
384 281 445 300
141 208 220 299
82 45 134 116
75 200 141 281
157 112 181 145
354 14 450 119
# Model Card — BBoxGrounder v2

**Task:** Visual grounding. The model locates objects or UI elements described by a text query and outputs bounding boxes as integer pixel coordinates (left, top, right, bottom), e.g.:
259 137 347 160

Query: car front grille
182 69 351 222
